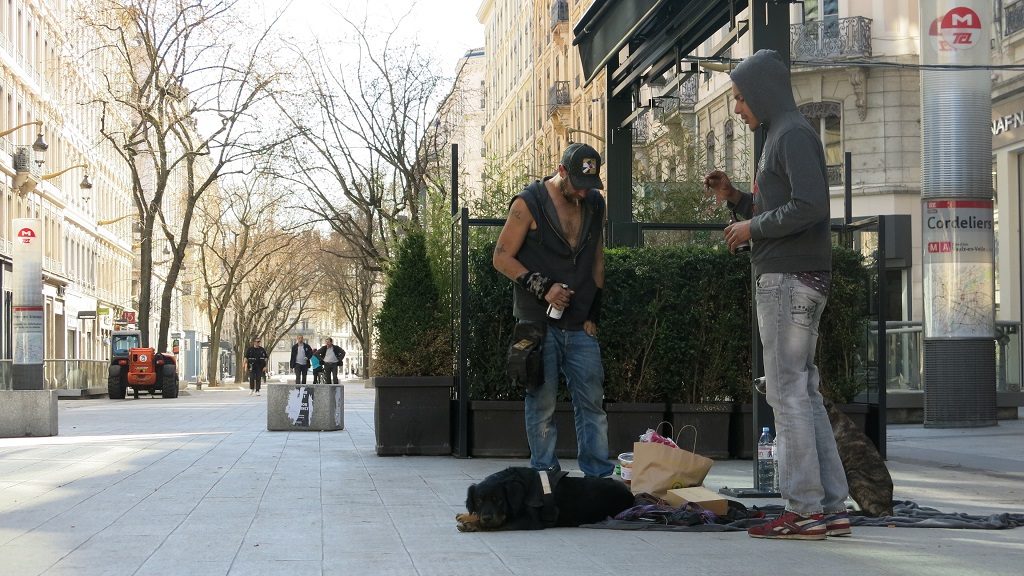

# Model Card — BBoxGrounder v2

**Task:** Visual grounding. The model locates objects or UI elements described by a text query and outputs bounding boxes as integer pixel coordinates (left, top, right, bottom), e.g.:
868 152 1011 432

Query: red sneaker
748 511 827 540
825 512 852 537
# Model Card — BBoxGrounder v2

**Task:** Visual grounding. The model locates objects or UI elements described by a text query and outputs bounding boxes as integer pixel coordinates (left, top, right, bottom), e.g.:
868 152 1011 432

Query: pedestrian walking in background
243 337 269 396
290 335 314 384
705 49 848 541
317 338 346 384
492 142 612 478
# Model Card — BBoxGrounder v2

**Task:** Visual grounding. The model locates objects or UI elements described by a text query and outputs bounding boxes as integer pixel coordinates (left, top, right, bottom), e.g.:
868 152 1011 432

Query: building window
705 131 716 171
799 101 843 185
723 120 734 175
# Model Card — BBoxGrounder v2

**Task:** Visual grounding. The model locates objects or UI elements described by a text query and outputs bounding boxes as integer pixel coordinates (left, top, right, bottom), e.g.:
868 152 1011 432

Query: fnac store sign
929 6 982 52
17 227 37 244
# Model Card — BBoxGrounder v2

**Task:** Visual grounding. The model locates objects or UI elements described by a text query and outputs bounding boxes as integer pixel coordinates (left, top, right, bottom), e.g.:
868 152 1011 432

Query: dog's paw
456 512 481 532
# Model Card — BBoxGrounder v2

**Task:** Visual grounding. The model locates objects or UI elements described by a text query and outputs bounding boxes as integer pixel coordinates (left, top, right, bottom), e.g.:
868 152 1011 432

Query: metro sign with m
940 6 981 50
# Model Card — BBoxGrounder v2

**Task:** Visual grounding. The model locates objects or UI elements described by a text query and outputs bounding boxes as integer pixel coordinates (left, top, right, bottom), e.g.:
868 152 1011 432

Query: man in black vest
243 337 269 396
492 142 612 478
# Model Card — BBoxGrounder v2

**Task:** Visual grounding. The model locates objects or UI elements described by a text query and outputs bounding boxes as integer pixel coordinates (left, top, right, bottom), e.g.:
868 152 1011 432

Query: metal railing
827 163 844 186
872 321 1021 393
547 81 570 117
0 359 110 391
654 74 698 123
550 0 568 30
1007 0 1024 37
791 16 872 60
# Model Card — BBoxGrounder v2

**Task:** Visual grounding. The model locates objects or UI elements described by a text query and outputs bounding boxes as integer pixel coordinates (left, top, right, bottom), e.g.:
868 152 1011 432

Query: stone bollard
0 390 58 437
266 383 344 431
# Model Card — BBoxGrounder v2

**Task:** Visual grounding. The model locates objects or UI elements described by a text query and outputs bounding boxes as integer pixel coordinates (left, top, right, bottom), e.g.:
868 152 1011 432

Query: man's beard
559 178 577 203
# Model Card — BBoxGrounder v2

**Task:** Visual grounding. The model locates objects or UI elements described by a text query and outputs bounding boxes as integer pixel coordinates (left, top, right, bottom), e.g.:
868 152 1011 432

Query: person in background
290 335 314 384
705 49 848 541
243 337 269 396
317 338 346 385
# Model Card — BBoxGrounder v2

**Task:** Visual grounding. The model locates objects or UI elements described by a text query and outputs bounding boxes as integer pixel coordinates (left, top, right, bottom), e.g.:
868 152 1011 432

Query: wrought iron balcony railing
547 81 570 118
654 74 698 123
1007 0 1024 37
550 0 568 30
791 16 872 61
827 163 843 186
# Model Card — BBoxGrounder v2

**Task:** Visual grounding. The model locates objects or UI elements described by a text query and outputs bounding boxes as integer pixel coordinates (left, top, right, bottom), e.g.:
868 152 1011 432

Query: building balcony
827 163 843 187
654 74 698 124
1008 0 1024 37
791 16 872 61
550 0 568 31
547 81 570 126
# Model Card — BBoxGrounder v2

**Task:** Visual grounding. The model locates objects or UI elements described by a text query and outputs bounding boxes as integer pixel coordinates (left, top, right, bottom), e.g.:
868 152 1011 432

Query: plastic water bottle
757 427 778 493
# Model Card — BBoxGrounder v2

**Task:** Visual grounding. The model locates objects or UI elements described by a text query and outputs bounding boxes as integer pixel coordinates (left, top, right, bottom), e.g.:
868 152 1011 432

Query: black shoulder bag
506 321 546 390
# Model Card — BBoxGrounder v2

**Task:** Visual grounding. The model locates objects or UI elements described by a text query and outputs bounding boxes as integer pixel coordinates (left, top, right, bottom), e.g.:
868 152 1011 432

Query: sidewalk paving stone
0 380 1020 576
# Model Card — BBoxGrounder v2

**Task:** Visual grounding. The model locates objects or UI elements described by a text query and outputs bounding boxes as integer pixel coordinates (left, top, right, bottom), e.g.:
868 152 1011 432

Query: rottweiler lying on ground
457 467 635 531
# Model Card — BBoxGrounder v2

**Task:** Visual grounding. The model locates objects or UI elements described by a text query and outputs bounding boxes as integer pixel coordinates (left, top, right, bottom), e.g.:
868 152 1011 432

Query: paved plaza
0 380 1021 576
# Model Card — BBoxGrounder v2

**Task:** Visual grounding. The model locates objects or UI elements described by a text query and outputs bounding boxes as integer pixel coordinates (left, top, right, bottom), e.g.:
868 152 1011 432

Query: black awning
573 0 662 83
574 0 749 95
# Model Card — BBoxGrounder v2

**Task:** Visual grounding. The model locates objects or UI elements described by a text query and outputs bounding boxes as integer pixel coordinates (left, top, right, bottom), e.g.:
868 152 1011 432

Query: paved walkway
0 380 1021 576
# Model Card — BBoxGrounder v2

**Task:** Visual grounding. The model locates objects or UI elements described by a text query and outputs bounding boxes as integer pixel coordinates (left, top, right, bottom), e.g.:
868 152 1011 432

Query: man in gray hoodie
705 49 849 540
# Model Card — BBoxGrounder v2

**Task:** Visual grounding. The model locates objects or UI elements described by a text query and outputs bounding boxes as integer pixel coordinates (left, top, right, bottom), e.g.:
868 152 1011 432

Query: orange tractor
108 330 179 399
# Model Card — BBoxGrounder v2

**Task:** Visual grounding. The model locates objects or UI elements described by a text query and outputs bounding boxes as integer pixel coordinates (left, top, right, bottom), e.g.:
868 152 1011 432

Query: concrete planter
266 383 344 431
605 402 668 458
669 402 732 459
373 376 453 456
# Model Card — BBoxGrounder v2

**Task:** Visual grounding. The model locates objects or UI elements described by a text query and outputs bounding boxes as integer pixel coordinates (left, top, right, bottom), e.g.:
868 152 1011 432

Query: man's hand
545 283 573 310
704 170 740 205
583 321 598 337
725 220 752 253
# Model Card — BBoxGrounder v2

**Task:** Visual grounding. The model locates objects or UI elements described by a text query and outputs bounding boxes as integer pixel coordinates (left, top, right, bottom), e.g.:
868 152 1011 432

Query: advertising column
920 1 996 427
12 218 44 390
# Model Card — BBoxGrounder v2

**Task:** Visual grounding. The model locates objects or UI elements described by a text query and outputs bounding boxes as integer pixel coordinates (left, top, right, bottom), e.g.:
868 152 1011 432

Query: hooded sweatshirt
728 49 831 277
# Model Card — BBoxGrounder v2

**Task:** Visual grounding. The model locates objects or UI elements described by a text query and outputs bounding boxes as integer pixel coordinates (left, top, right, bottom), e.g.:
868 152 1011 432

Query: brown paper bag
629 425 713 497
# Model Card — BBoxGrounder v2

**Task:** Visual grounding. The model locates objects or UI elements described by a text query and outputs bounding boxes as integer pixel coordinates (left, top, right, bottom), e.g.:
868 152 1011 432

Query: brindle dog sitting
753 378 893 517
823 397 894 517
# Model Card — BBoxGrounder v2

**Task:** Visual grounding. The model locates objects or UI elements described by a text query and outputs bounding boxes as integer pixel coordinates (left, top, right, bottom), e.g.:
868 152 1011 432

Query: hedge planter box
605 402 668 458
373 376 453 456
670 402 732 459
469 400 577 458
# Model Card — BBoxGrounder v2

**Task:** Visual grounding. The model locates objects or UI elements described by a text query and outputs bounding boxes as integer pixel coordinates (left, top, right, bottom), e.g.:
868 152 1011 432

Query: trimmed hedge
463 241 868 404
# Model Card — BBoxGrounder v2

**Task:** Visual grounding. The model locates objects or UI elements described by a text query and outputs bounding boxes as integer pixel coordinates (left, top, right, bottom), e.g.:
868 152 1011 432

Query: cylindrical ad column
920 1 996 427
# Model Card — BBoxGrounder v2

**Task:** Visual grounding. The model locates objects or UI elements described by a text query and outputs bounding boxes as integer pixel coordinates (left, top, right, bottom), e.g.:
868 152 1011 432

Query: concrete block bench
266 383 344 431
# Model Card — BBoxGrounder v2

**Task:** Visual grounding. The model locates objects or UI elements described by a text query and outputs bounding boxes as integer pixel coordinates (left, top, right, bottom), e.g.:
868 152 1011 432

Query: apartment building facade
0 0 208 386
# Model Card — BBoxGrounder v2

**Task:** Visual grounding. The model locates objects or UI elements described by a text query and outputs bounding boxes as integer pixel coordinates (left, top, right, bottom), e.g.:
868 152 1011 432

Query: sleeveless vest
512 178 605 330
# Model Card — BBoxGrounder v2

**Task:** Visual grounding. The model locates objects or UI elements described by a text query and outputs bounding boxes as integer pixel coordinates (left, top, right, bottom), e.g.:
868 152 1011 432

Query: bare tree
194 176 294 386
271 17 450 267
230 236 318 381
84 0 291 351
319 233 381 378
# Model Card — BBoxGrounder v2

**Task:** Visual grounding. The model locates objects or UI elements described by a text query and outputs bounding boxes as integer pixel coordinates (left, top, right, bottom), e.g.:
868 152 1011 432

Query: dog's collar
538 470 553 494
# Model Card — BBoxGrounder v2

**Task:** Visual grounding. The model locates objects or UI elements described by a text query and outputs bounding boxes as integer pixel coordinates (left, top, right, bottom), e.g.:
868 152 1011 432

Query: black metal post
451 144 459 217
844 151 853 248
875 217 888 459
456 207 471 458
721 0 789 499
605 55 638 247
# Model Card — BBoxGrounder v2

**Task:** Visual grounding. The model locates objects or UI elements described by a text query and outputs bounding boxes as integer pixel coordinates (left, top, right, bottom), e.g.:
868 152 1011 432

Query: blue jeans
756 273 848 516
524 328 613 477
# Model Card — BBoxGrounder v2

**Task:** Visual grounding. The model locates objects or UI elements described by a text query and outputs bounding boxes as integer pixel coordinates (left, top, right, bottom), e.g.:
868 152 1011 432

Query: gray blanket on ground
580 501 1024 532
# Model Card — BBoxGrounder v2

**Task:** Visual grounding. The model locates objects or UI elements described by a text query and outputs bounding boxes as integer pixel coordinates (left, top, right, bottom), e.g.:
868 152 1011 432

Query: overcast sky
261 0 485 74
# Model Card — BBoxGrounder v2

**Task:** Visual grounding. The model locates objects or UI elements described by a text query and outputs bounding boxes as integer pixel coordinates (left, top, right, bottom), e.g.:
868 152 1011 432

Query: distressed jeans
756 273 848 516
524 328 614 478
